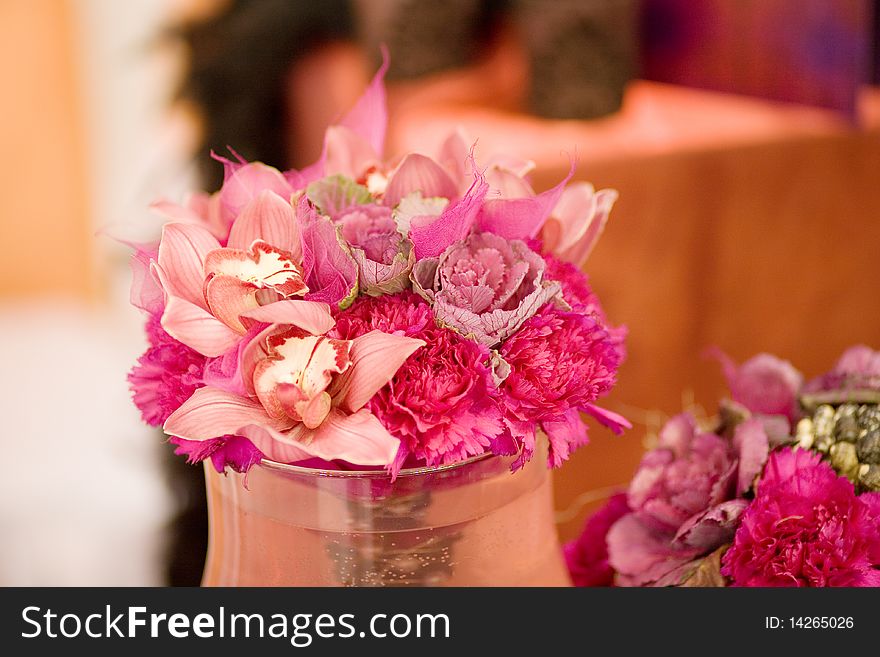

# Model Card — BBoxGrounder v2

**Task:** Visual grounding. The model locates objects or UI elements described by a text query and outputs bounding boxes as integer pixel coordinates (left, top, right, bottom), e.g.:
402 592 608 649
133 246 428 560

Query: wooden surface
389 83 880 540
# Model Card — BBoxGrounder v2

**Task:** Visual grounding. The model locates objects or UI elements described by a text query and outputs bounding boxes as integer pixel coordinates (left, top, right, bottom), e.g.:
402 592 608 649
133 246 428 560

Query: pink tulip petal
204 274 259 334
384 153 459 208
227 190 301 257
409 176 489 259
332 330 426 413
161 295 242 357
477 163 573 240
157 223 220 308
164 387 288 442
240 299 335 335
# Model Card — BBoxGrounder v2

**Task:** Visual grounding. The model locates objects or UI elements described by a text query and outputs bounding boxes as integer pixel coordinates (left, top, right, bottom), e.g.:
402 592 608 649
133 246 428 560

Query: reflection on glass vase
202 439 571 586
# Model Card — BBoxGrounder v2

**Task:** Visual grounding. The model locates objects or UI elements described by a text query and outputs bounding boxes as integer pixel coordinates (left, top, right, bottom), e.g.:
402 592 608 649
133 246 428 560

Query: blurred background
0 0 877 585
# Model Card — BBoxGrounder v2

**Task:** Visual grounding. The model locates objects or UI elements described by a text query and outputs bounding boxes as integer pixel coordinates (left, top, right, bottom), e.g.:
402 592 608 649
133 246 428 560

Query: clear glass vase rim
257 451 500 479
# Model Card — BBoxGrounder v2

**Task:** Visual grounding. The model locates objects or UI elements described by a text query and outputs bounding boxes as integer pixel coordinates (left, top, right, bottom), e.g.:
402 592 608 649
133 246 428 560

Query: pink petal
305 409 400 466
409 176 489 259
219 161 293 221
239 324 282 396
164 387 287 442
542 408 589 467
606 514 699 585
203 274 259 334
384 153 459 208
477 162 573 240
323 125 381 180
227 190 301 257
297 198 359 308
332 330 425 412
157 223 219 308
129 249 164 315
484 164 535 199
551 185 618 265
583 403 632 435
161 295 242 357
435 128 471 190
732 418 770 495
338 48 388 158
673 500 749 550
240 299 335 335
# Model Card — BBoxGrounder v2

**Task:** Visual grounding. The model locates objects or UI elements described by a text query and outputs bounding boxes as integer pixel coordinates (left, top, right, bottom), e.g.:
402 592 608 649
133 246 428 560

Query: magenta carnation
500 305 623 467
171 435 264 474
128 313 206 426
722 448 880 587
332 293 507 471
564 493 630 586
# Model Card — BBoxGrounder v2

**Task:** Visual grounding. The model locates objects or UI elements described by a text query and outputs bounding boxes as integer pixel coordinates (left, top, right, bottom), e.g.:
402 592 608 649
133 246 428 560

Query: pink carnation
500 305 624 467
128 314 206 426
332 293 508 471
722 448 880 587
564 493 630 587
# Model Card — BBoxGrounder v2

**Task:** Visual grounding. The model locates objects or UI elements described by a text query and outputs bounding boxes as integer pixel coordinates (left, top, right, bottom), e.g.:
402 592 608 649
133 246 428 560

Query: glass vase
202 440 570 586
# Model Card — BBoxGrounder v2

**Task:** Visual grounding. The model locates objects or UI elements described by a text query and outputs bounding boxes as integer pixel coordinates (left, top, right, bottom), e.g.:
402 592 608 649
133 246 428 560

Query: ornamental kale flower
411 232 561 347
128 313 206 426
500 305 627 468
564 493 630 587
721 448 880 587
805 345 880 393
335 203 415 296
332 293 508 472
606 414 767 586
710 349 803 424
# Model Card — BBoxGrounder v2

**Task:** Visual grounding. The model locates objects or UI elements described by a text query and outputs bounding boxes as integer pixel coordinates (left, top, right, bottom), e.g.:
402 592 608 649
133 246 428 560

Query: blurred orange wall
0 0 93 299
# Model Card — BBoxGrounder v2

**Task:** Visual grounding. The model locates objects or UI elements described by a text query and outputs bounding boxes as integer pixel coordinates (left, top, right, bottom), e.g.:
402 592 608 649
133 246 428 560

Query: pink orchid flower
164 328 424 466
155 189 334 357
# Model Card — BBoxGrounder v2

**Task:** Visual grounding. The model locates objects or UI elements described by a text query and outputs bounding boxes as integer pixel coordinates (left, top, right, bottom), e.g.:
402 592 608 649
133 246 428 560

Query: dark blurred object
873 0 879 83
162 443 208 586
641 0 874 116
514 0 638 119
174 0 356 190
357 0 637 119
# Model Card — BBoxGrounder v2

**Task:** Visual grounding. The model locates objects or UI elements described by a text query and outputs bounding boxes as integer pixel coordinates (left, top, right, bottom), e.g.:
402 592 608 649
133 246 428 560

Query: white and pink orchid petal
485 165 535 200
435 128 471 189
483 153 536 178
240 324 283 396
164 387 288 442
161 295 242 357
384 153 459 208
227 190 301 257
477 164 573 240
157 222 220 308
219 161 293 221
240 299 335 335
204 241 309 298
298 391 333 429
551 185 618 265
332 330 425 413
204 274 259 334
306 409 400 466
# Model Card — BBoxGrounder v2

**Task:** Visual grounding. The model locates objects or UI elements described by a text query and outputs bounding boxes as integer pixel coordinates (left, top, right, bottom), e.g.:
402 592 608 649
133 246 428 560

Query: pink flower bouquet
127 59 628 477
566 346 880 587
